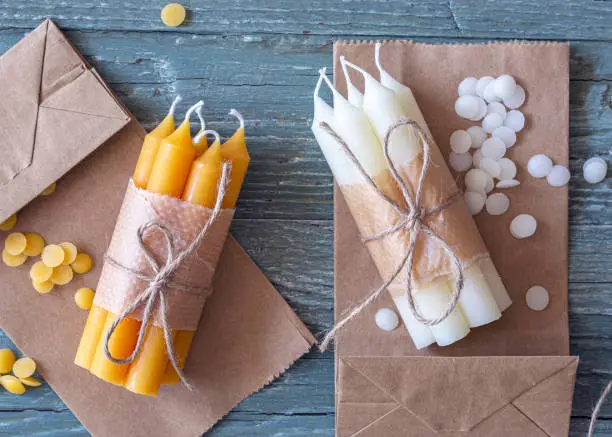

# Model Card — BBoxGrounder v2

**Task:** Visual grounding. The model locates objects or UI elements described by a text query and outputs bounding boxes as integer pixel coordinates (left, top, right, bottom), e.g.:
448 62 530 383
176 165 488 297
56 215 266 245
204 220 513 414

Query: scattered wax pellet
71 253 92 274
472 149 483 168
496 179 520 189
454 95 480 119
483 81 501 103
467 126 487 149
503 85 526 109
583 157 607 184
59 242 78 266
450 130 472 154
0 349 16 374
449 151 473 173
19 377 42 387
12 357 36 379
498 158 518 181
41 244 65 268
458 77 478 96
2 250 27 267
493 75 517 101
510 214 537 239
547 165 571 187
525 285 549 311
486 101 507 120
0 375 26 395
30 260 53 283
492 126 516 148
161 3 186 27
470 97 487 121
0 214 17 231
465 168 488 193
375 308 400 332
33 280 54 294
464 191 486 215
75 288 95 310
484 173 494 193
40 182 56 196
485 193 510 216
475 76 494 98
50 265 74 286
482 113 504 134
504 110 525 132
23 233 45 257
528 154 553 178
481 138 506 160
5 232 27 256
479 157 501 179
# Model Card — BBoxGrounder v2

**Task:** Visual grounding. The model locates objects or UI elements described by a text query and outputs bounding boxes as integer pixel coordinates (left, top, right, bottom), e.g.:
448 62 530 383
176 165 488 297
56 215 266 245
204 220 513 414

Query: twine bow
319 119 464 351
102 161 232 388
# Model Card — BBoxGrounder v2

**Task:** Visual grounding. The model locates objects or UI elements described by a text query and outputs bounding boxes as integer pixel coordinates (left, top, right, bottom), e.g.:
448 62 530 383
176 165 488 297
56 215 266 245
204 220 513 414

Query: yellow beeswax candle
193 105 209 157
181 131 223 206
133 96 182 189
124 325 170 396
221 109 250 208
74 305 108 370
160 330 194 385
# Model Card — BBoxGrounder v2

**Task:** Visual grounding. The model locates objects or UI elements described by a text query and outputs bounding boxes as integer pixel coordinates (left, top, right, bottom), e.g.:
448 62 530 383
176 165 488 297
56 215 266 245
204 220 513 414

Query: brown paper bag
0 20 314 437
333 41 576 437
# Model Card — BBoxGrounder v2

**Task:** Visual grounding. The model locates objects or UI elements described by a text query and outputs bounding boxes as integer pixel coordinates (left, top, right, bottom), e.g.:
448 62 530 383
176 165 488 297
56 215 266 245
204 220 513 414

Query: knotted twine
102 161 232 389
319 119 464 351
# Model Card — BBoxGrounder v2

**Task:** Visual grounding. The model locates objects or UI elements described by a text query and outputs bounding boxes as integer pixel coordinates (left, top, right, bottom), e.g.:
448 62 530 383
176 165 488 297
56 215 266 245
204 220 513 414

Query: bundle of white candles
312 43 512 349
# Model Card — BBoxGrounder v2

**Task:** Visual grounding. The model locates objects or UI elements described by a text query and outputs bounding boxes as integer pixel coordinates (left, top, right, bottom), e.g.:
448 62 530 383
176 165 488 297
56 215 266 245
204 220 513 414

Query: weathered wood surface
0 1 610 435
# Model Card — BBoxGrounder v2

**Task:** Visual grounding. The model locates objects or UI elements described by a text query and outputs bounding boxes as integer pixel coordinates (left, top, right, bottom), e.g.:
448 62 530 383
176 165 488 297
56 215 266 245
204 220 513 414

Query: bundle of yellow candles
74 97 249 396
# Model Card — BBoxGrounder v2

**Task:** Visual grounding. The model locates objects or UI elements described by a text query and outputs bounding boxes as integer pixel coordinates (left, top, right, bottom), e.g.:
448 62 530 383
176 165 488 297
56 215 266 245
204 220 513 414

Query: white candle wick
185 100 204 121
168 95 183 116
374 42 384 74
194 129 220 145
341 57 372 81
314 67 326 99
340 56 354 89
196 105 205 131
228 108 245 129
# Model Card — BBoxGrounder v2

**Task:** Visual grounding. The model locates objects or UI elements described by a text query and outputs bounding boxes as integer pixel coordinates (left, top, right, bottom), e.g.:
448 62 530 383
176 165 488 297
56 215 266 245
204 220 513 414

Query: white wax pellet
483 81 501 103
465 168 489 193
547 165 571 187
503 85 526 109
375 307 400 331
487 101 507 119
496 179 520 189
464 191 486 215
481 137 506 160
492 126 517 148
482 113 504 133
475 76 494 98
504 110 525 132
485 193 510 215
583 157 607 184
469 97 488 121
527 154 553 178
472 149 483 168
525 286 549 311
510 214 537 239
455 95 481 119
467 126 487 149
498 158 518 180
449 151 473 172
484 173 494 193
479 157 501 178
493 75 517 101
450 130 472 153
458 77 478 96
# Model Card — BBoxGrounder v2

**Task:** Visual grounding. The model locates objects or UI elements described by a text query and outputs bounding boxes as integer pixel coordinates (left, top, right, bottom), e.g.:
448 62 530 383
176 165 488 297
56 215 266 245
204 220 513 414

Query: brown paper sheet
333 41 574 437
0 21 315 437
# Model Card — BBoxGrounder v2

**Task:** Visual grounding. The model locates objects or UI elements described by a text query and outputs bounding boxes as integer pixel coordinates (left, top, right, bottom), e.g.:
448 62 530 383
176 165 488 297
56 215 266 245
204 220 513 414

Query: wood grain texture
0 1 610 435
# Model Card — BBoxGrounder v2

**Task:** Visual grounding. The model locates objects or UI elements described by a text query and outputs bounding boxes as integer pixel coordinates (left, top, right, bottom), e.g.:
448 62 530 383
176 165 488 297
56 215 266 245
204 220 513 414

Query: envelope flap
339 358 395 403
344 356 576 432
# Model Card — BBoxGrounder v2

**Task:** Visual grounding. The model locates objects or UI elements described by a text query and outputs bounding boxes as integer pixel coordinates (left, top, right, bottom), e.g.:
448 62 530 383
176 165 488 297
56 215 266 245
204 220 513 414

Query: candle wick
340 57 355 89
194 129 220 145
185 100 204 121
341 57 371 80
374 42 384 74
314 68 326 99
228 108 245 129
319 69 341 99
169 95 183 116
196 106 206 131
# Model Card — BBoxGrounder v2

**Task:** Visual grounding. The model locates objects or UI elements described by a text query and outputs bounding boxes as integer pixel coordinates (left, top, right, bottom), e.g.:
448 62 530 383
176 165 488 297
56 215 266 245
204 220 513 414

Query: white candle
479 258 512 311
340 57 364 107
389 292 436 349
459 264 502 327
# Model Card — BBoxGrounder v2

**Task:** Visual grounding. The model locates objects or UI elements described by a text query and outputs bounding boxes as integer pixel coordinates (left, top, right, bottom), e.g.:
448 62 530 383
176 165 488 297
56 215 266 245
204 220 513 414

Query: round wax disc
583 157 607 184
504 110 525 132
487 101 507 119
485 193 510 215
498 158 518 180
161 3 186 27
527 154 553 178
472 150 484 168
479 157 501 178
469 97 488 121
5 232 27 256
525 286 549 311
454 96 480 119
484 173 494 193
450 130 472 153
464 191 486 215
475 76 494 98
492 126 517 148
467 126 487 149
546 165 571 187
496 179 520 189
483 81 501 103
510 214 537 239
449 151 473 172
482 113 504 133
503 85 526 109
465 168 488 193
481 138 506 160
494 75 517 101
375 308 399 331
458 77 478 96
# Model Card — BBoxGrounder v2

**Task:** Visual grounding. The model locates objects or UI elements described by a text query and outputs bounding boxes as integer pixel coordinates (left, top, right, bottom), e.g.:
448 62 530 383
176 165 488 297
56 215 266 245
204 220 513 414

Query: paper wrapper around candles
95 181 234 330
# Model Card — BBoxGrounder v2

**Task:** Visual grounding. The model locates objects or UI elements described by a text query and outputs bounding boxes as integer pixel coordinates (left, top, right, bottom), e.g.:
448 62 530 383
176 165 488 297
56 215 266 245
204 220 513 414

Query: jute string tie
319 119 464 351
588 380 611 437
102 161 232 389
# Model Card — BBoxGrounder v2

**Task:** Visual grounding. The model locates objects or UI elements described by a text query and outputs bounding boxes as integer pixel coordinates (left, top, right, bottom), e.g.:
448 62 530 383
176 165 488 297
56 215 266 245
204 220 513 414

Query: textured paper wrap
333 40 576 437
95 180 234 330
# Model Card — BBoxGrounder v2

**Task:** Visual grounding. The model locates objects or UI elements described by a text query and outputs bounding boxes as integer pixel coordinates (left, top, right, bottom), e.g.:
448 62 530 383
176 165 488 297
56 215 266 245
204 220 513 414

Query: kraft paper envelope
0 19 130 223
0 21 314 437
333 41 577 437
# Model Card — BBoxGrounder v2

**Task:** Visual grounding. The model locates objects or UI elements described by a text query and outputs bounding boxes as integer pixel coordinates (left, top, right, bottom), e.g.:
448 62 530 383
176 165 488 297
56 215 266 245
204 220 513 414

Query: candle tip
228 109 245 129
169 95 183 116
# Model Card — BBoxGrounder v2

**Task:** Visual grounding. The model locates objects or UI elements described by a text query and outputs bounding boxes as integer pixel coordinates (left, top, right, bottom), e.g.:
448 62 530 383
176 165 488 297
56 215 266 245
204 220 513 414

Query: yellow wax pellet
0 375 25 395
30 261 53 282
41 244 65 268
161 3 186 27
75 288 95 310
71 253 92 274
23 233 45 257
5 232 27 256
59 242 78 266
12 357 36 379
40 182 56 196
0 349 16 374
2 249 27 267
33 280 54 294
0 214 17 231
19 377 42 387
50 265 73 286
